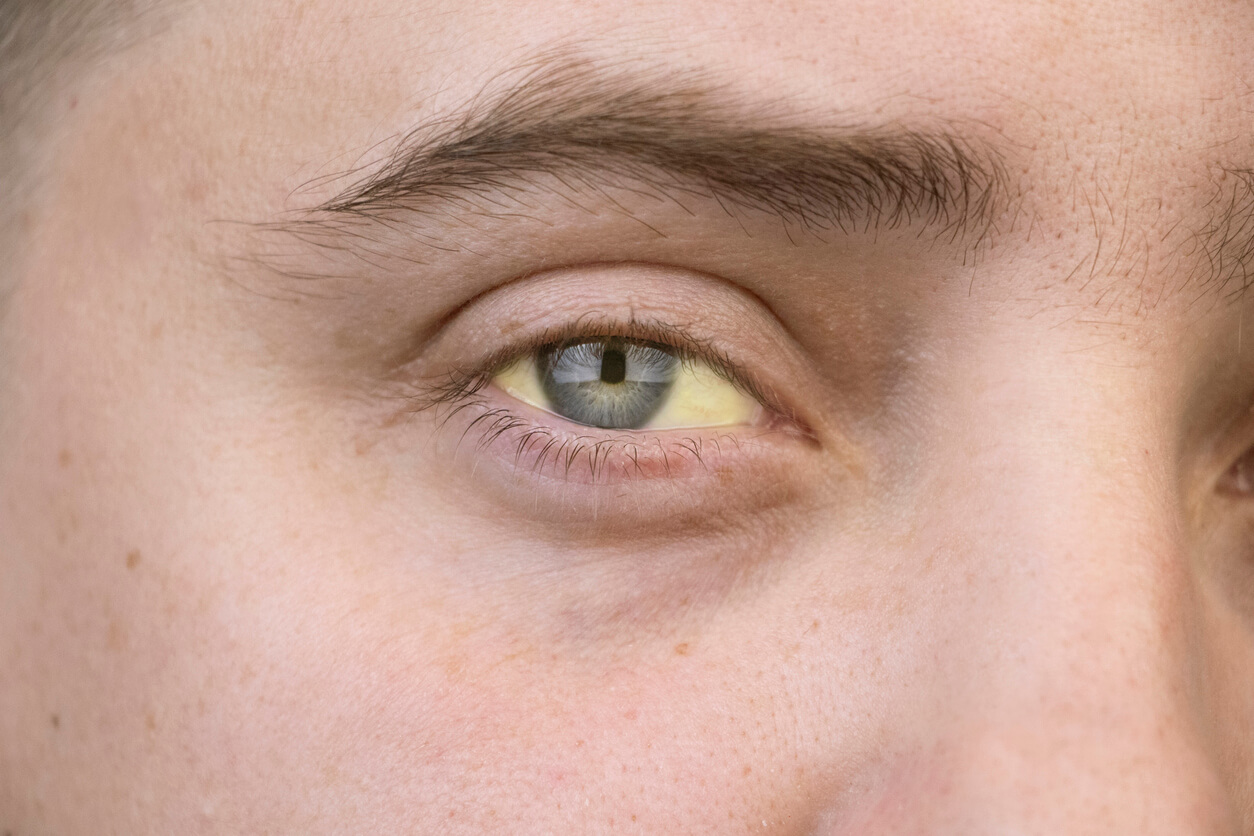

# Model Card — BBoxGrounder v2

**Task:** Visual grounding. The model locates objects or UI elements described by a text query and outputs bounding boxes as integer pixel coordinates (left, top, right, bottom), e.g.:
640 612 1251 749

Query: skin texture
3 0 1254 832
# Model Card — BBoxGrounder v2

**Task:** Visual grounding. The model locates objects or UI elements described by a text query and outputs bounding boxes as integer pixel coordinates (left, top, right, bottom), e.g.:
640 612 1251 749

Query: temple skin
3 0 1254 833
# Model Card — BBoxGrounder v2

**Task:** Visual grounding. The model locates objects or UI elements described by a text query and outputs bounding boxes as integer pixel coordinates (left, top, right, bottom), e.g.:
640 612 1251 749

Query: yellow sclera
493 353 761 430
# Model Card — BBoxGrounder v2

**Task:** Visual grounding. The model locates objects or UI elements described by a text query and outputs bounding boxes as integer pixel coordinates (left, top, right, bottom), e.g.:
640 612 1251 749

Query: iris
538 339 679 429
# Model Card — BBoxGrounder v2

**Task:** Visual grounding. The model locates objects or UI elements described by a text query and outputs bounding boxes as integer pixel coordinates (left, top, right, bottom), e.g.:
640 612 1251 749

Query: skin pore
2 0 1254 832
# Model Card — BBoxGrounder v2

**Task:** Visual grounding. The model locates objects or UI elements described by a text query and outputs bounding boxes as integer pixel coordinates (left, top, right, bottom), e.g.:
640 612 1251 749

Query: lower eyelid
425 403 810 537
440 380 801 486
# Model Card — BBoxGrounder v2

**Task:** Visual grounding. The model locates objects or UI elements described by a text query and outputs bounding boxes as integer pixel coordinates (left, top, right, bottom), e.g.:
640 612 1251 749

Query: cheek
149 579 770 828
0 288 894 832
122 527 887 831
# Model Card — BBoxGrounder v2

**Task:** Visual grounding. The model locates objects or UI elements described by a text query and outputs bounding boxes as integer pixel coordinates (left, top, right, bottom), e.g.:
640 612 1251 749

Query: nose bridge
924 341 1200 708
946 415 1192 709
913 523 1232 834
824 362 1241 833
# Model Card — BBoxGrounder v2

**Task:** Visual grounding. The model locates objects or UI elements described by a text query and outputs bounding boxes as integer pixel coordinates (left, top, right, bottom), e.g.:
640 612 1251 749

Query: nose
812 389 1243 834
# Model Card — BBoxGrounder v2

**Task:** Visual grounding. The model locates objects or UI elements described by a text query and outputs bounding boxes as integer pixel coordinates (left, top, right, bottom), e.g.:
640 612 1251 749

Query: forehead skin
16 0 1254 318
4 0 1254 833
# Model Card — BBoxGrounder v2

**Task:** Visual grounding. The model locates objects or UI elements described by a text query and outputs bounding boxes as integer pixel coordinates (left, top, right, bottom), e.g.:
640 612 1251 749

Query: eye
492 337 762 430
401 264 821 497
1220 446 1254 495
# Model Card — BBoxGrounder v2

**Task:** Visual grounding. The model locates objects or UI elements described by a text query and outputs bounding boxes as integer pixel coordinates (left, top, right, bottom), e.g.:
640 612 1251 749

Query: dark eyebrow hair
305 58 1011 244
1193 167 1254 305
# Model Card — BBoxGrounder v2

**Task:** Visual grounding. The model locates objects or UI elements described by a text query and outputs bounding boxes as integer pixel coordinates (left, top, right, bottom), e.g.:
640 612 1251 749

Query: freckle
150 321 164 340
673 642 689 656
126 550 141 569
183 180 207 204
145 712 157 731
68 96 77 110
49 713 59 729
107 621 125 651
743 765 752 776
57 449 71 467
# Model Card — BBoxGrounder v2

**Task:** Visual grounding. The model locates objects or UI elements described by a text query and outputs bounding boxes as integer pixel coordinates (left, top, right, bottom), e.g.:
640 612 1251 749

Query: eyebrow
1195 167 1254 304
304 58 1011 246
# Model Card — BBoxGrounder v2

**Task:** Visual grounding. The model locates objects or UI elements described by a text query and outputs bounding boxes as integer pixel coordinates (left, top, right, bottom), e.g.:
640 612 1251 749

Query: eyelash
404 317 796 481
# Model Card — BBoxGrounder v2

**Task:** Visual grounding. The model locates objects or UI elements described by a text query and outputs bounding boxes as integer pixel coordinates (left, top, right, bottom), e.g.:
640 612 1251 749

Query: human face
3 0 1254 832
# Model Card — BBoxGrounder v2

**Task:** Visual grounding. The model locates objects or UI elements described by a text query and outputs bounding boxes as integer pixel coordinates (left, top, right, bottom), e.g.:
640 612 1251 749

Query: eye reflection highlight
493 337 761 430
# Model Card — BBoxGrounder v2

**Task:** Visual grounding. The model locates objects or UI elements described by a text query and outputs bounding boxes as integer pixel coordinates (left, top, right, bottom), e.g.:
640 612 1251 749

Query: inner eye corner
1218 451 1254 497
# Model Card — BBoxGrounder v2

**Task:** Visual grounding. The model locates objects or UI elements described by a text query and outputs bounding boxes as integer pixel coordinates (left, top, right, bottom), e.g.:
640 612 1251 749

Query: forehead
216 0 1253 120
113 0 1251 161
138 0 1254 149
51 0 1254 322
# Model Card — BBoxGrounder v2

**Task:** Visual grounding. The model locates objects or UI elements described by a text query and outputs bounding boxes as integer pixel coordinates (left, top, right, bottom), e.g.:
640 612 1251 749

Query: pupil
600 347 627 384
537 339 679 430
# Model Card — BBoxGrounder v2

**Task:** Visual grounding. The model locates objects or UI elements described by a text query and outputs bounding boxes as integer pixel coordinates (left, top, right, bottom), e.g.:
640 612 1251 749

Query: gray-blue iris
538 338 679 429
